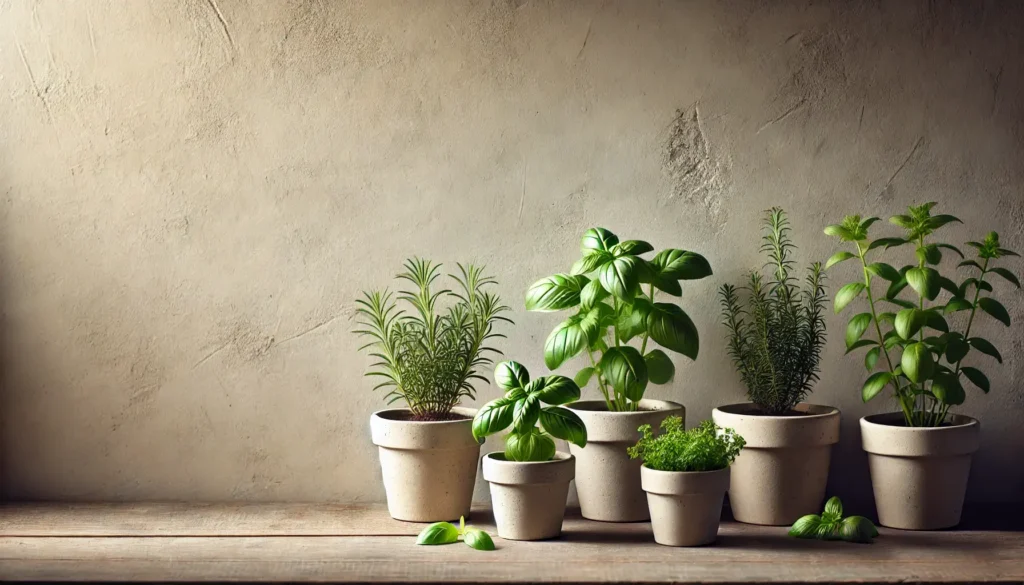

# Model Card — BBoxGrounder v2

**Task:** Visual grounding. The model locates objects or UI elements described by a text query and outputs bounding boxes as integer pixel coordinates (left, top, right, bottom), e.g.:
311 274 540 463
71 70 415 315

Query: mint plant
416 516 495 551
525 228 712 412
719 208 828 415
826 203 1019 427
789 497 878 543
472 361 587 462
627 418 745 472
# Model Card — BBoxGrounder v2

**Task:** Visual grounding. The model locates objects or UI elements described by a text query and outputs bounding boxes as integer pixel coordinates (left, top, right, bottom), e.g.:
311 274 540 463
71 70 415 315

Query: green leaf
512 393 540 432
612 240 654 256
866 262 901 282
651 274 682 296
571 251 612 275
901 342 935 384
789 514 823 538
824 224 856 240
926 214 963 230
890 214 914 228
581 227 619 253
868 237 907 251
936 243 964 259
505 429 556 462
616 299 651 343
823 497 843 522
862 371 891 402
494 361 530 391
865 346 881 371
525 274 586 312
923 309 949 333
825 251 856 269
574 366 595 388
968 337 1003 363
646 303 699 359
834 282 866 313
931 371 965 405
945 336 969 363
846 313 872 349
472 396 517 441
838 516 878 543
528 375 581 405
417 522 459 545
463 528 495 551
944 297 973 314
961 367 990 393
599 255 642 300
906 267 941 301
649 249 713 280
937 276 960 296
539 406 587 447
644 349 675 384
599 346 649 402
958 260 984 272
845 339 877 353
989 267 1021 288
977 297 1011 326
894 308 925 340
917 244 942 265
579 278 610 310
543 316 589 370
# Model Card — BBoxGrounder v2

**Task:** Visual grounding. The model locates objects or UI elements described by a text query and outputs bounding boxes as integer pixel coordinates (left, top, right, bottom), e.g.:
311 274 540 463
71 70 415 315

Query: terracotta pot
482 451 575 540
861 412 980 530
565 399 684 522
641 465 729 546
369 407 480 522
712 402 840 526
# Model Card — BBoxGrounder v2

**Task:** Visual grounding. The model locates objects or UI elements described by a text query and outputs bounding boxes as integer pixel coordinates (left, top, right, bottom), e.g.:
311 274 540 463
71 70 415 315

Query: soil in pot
482 451 575 540
861 412 980 530
370 407 481 523
712 402 840 526
566 399 684 522
642 465 730 546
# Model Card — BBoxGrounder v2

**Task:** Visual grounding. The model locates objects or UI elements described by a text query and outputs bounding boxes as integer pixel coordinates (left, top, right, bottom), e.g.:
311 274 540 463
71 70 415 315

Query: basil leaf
416 522 459 545
463 528 496 551
789 514 823 538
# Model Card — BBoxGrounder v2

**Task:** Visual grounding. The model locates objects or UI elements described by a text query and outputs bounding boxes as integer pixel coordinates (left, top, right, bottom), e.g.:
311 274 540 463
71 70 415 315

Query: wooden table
0 503 1021 583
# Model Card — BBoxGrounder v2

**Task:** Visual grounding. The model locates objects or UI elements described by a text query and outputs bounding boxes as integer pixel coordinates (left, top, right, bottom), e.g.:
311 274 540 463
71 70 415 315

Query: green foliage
355 259 512 419
789 497 878 544
826 203 1020 427
719 208 828 415
525 228 712 411
627 418 745 472
473 361 587 462
416 516 495 551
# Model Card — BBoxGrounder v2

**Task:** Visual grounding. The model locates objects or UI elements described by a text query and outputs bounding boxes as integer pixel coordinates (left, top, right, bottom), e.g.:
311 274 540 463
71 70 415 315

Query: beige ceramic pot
565 399 684 522
712 402 840 526
641 465 729 546
482 451 575 540
861 412 980 530
369 407 480 522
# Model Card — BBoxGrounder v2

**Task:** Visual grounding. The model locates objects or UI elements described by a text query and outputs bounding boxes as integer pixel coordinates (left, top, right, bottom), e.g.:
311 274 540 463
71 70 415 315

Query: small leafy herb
627 418 745 472
473 361 587 462
789 497 878 543
415 516 496 551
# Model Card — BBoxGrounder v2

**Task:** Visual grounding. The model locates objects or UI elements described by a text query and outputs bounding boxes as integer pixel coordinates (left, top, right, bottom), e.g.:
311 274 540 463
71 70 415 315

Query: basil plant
472 361 587 462
826 203 1019 427
525 228 712 412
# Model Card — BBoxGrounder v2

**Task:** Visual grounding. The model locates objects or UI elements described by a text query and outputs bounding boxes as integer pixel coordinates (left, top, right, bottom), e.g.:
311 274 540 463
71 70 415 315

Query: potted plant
713 207 837 526
629 417 744 546
525 227 712 521
826 203 1018 529
356 258 511 522
472 361 586 540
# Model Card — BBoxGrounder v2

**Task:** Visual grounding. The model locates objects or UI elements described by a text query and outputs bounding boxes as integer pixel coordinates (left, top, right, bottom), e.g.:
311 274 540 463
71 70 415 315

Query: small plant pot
712 402 840 526
641 465 730 546
369 407 481 522
565 399 684 522
482 451 575 540
861 412 980 530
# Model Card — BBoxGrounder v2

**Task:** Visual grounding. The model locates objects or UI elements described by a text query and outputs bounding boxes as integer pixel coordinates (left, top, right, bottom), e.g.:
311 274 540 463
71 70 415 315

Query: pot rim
713 402 839 420
481 450 575 485
861 411 979 431
641 463 730 476
370 406 477 425
567 398 684 414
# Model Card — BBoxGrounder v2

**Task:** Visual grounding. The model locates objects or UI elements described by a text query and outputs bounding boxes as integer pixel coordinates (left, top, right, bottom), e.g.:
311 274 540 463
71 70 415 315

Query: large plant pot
565 399 684 522
369 407 480 522
482 451 575 540
641 465 729 546
712 402 840 526
861 412 980 530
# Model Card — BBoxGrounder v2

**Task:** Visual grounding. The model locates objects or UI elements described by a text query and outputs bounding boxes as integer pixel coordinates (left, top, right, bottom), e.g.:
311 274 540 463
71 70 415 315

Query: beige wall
1 0 1022 510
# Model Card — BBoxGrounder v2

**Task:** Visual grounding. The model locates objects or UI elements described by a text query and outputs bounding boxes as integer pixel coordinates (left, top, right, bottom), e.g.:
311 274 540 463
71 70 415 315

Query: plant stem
588 349 614 411
639 284 655 355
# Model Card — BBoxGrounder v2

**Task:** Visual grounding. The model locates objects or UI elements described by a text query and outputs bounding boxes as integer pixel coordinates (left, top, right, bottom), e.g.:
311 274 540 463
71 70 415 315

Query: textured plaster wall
1 0 1022 510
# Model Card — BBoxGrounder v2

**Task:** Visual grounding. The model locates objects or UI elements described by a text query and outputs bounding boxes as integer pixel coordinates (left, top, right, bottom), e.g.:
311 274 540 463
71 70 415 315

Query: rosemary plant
719 208 828 415
826 203 1019 427
355 258 512 420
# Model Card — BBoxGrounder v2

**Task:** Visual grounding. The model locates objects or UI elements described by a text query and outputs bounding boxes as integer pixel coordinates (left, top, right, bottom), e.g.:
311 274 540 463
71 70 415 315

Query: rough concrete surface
0 1 1021 511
